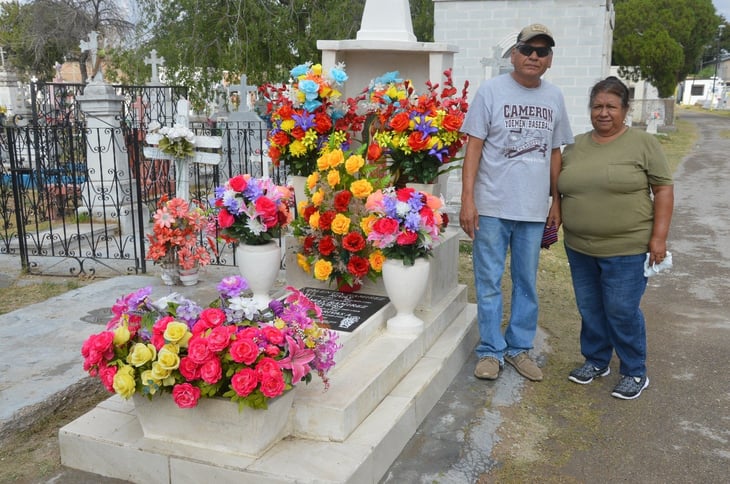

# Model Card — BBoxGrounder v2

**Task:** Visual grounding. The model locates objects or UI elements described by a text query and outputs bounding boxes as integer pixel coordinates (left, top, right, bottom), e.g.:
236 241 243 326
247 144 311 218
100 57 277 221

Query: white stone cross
143 98 223 202
144 50 165 85
233 74 257 113
79 31 102 82
481 46 513 78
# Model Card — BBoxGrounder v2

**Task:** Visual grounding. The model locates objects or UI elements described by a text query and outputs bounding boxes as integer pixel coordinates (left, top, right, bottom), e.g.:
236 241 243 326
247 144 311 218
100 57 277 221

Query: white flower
227 296 259 319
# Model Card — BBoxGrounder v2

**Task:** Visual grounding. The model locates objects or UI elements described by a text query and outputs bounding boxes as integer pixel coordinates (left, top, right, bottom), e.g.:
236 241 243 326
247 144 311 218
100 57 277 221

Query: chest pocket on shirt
606 161 647 190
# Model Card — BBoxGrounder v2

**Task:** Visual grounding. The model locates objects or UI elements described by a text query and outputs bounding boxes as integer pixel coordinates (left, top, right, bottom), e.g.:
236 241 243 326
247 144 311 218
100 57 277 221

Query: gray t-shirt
462 73 574 222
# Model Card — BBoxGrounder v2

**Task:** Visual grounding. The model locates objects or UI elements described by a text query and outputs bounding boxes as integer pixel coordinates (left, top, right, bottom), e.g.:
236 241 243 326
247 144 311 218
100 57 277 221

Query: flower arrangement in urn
146 196 211 272
366 69 469 185
293 146 391 291
81 276 340 410
146 121 196 159
366 186 448 267
213 174 294 246
261 62 366 176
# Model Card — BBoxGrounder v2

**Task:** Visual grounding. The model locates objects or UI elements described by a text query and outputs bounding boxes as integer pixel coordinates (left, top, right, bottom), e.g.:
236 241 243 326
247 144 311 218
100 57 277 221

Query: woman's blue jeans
565 246 648 377
472 216 543 363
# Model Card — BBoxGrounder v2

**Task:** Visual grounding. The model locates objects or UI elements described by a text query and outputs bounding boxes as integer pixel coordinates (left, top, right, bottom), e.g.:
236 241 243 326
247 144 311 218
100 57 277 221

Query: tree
612 0 720 97
0 0 134 82
127 0 434 110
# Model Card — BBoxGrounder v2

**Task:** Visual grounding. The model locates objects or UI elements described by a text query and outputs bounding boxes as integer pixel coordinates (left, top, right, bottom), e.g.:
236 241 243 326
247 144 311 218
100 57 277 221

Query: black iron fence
1 83 280 276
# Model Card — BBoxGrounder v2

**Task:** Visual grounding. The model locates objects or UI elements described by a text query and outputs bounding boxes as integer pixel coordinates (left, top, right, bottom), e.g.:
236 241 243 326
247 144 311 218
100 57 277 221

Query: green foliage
612 0 721 97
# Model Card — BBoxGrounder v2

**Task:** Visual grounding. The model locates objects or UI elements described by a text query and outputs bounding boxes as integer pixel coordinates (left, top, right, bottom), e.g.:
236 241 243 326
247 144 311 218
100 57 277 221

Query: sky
715 0 730 21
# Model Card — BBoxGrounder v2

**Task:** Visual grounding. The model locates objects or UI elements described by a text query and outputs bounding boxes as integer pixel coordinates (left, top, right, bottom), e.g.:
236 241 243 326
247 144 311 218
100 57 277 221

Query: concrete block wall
434 0 614 135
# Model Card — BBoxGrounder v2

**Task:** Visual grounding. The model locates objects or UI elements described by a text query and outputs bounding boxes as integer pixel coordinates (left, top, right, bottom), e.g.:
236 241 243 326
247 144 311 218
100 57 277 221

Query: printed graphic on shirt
502 104 554 159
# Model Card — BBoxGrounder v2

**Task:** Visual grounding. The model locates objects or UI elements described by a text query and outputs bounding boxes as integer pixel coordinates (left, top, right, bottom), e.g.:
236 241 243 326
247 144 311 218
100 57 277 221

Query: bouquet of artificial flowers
213 174 294 246
365 186 447 266
81 276 340 410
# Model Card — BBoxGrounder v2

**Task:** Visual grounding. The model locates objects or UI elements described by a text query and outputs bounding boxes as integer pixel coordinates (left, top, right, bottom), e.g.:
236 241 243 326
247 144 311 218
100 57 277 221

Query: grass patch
0 280 83 316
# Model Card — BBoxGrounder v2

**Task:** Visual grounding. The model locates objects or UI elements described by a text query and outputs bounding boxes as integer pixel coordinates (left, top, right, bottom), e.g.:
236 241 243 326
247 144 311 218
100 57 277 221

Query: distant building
678 77 726 108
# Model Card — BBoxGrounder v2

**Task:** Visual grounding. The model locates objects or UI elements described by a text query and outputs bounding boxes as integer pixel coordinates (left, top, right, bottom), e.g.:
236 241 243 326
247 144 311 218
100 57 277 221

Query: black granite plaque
300 287 390 332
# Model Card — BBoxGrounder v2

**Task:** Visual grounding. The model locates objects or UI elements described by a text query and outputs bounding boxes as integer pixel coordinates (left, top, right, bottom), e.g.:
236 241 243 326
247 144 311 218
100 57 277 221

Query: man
459 23 573 381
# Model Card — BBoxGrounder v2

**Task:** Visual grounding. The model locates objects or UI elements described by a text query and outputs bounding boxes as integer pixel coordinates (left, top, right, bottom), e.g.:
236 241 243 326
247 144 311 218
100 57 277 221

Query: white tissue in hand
644 251 672 277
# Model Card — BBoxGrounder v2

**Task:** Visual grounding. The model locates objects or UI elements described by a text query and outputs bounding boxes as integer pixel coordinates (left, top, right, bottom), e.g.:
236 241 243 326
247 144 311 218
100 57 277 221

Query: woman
558 77 674 400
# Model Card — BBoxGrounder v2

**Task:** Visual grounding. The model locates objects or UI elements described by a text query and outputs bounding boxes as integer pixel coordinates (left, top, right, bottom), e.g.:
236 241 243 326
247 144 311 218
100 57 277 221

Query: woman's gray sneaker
568 362 610 384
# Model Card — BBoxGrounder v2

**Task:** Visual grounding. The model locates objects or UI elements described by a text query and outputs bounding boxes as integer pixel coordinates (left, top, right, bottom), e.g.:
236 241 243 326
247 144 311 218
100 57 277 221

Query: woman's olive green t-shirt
558 128 673 257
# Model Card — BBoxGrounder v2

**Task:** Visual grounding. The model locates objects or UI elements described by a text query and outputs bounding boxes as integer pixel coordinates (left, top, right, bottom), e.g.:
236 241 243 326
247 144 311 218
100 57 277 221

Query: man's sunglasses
516 44 552 58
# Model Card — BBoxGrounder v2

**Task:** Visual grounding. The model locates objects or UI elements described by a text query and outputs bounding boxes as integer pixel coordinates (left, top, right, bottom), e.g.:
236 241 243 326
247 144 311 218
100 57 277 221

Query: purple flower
217 276 249 299
293 112 315 130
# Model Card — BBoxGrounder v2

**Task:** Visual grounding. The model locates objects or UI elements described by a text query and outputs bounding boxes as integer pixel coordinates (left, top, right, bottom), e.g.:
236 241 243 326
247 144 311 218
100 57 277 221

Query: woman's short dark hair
589 76 630 108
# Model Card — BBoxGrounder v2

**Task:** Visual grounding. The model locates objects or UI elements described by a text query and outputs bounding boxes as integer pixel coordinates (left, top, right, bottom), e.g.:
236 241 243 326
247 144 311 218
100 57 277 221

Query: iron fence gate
0 119 278 276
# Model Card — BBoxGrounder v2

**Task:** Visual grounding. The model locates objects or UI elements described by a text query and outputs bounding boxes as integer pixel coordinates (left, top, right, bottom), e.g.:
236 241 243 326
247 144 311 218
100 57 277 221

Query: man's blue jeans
472 216 543 363
565 246 648 377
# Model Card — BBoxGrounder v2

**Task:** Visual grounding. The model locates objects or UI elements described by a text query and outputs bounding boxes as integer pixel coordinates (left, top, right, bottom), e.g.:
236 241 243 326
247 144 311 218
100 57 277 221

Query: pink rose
178 356 200 381
230 337 260 365
256 357 282 380
264 344 281 357
261 325 284 345
187 336 211 364
231 368 259 397
98 365 117 392
194 308 227 333
172 383 201 408
207 326 234 353
199 357 223 384
260 373 286 398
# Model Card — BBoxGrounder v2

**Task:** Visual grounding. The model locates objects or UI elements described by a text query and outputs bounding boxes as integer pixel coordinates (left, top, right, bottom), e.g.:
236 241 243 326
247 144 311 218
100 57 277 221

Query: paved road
383 109 730 483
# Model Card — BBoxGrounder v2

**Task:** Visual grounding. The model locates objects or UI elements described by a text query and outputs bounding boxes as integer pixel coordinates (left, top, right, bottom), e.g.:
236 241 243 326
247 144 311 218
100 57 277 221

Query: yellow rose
297 200 308 215
157 346 181 371
309 211 321 229
311 189 324 207
312 63 323 75
306 172 319 190
113 324 130 346
360 214 377 235
112 365 136 399
345 154 365 175
369 250 386 272
327 169 340 188
330 213 351 235
297 253 311 273
163 321 190 345
313 259 333 281
150 361 171 381
140 370 160 394
350 179 374 199
127 342 156 367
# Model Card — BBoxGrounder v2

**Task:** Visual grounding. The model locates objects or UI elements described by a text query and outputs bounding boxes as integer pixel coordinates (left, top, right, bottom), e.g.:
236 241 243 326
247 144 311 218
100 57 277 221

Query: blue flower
290 63 310 78
298 80 320 100
303 99 323 112
330 67 348 84
375 71 402 85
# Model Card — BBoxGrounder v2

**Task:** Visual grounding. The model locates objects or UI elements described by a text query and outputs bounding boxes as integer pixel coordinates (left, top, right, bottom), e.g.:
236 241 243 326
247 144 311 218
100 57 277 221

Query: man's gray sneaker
568 362 610 384
611 375 649 400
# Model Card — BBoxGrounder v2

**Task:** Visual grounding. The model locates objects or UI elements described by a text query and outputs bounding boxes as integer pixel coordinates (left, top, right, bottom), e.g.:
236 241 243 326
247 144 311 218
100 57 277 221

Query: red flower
372 217 400 235
347 255 370 278
389 112 411 132
396 230 418 246
314 112 333 134
231 368 259 397
271 130 290 147
397 187 416 202
255 196 278 228
303 234 316 253
319 210 336 231
318 235 336 256
217 209 235 229
367 142 383 161
291 127 306 140
228 175 247 192
407 131 430 151
342 232 365 252
333 190 352 212
230 337 260 365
